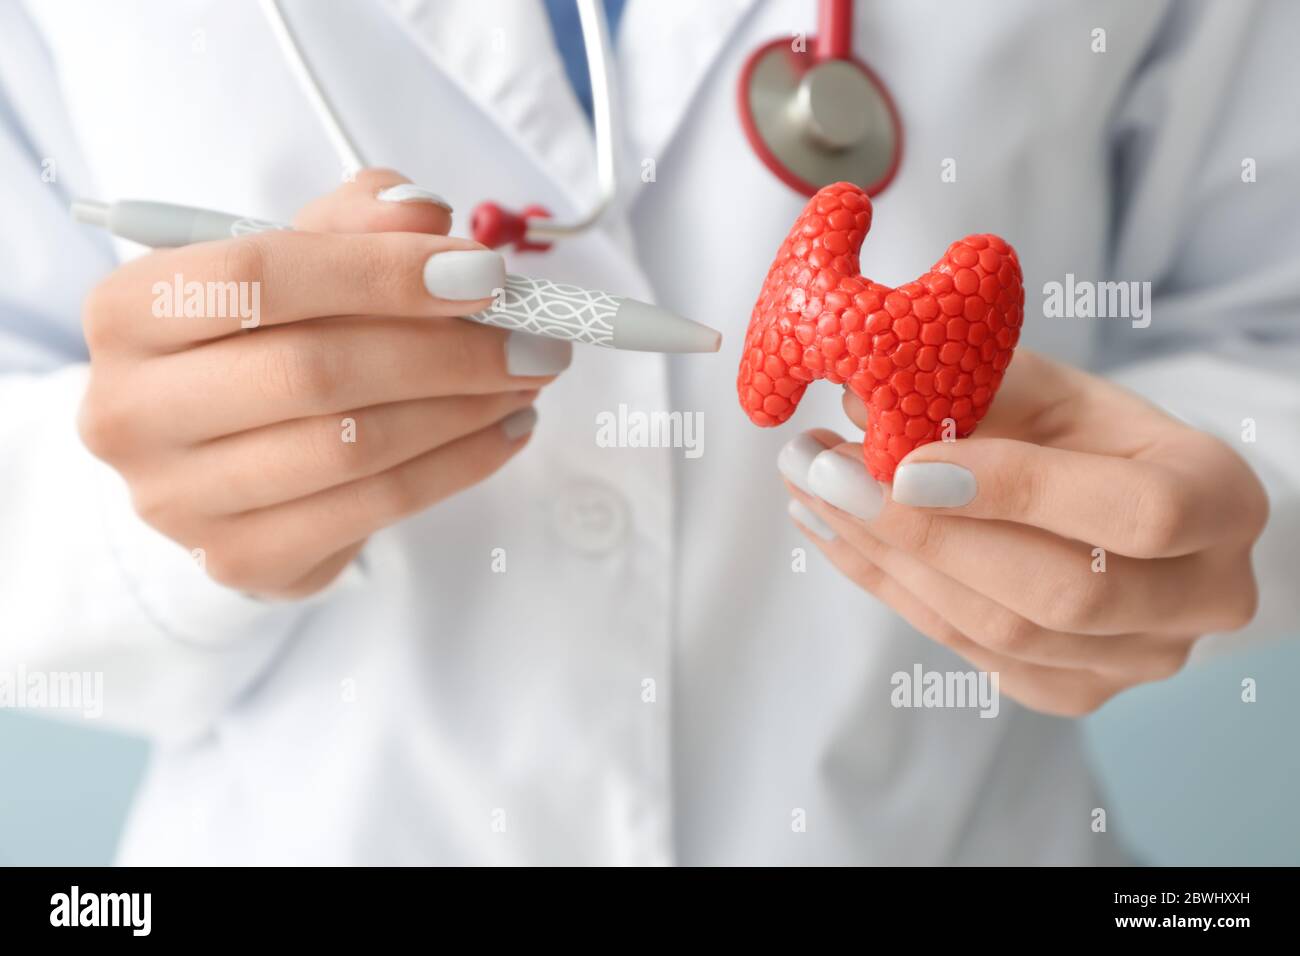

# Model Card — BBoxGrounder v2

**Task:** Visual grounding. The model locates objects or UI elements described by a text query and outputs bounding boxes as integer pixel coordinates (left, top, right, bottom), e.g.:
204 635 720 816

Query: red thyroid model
737 183 1025 482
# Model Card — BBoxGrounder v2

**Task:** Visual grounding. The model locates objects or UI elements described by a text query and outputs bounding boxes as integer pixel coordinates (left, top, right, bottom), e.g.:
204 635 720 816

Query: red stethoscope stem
816 0 853 61
471 202 553 252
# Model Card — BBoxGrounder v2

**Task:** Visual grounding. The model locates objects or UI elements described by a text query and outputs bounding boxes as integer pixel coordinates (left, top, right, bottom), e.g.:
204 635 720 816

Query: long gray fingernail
423 249 505 300
377 183 453 212
777 433 826 495
808 450 885 520
501 406 538 440
788 498 835 540
892 462 977 508
506 331 573 376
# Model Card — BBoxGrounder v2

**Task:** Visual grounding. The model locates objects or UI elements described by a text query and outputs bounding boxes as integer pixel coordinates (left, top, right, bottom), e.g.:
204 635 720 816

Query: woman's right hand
78 170 571 599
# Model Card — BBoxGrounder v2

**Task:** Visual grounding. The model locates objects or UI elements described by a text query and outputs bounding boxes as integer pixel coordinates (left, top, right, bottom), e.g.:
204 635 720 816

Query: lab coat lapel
617 0 762 177
379 0 599 216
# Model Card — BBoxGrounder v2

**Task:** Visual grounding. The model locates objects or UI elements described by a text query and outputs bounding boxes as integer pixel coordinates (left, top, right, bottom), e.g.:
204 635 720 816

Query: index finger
889 436 1248 559
293 167 453 236
84 230 504 353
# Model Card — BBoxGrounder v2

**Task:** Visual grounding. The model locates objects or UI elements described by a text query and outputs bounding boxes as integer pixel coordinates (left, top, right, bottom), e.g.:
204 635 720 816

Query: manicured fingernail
506 331 572 376
501 406 538 440
777 433 826 495
423 249 505 300
377 183 453 212
808 450 884 520
892 462 977 508
788 499 835 540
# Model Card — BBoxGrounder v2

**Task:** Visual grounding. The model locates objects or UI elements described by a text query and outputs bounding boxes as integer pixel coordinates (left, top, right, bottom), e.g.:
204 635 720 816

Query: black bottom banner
0 865 1286 941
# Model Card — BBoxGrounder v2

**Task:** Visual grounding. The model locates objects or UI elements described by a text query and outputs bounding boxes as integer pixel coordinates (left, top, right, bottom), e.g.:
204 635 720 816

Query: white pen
70 198 291 244
71 198 723 354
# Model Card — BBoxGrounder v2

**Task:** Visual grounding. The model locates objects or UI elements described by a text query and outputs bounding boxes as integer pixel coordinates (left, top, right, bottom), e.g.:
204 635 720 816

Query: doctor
0 0 1294 865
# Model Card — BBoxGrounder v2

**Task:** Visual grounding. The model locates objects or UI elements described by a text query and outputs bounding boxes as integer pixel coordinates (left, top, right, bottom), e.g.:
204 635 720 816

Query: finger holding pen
128 313 571 441
73 194 724 355
294 166 453 236
81 227 511 352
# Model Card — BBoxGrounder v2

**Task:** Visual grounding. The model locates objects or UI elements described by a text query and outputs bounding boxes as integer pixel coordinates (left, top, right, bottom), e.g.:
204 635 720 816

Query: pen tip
613 297 725 353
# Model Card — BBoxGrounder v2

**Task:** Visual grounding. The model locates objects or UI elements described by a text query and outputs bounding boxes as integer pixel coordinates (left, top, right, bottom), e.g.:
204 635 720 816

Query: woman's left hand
779 349 1269 716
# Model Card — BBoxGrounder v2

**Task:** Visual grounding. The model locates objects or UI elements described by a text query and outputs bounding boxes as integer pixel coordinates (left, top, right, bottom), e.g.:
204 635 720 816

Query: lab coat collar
378 0 599 217
379 0 765 220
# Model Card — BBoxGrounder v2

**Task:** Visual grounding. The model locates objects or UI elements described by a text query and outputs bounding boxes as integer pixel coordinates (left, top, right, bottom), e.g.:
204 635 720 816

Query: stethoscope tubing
257 0 369 173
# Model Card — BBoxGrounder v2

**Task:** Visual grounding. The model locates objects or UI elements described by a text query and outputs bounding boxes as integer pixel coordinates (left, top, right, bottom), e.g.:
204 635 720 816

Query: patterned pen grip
469 274 619 348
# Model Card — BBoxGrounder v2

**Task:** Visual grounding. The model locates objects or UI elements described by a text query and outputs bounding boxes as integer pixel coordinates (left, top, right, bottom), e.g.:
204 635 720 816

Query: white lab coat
1 0 1297 865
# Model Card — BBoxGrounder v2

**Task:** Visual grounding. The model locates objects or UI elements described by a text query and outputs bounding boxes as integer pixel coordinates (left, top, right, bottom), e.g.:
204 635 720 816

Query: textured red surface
738 182 1024 481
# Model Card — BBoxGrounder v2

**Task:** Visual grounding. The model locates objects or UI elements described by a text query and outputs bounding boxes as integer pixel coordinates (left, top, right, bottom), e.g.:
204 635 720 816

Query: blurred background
2 634 1298 865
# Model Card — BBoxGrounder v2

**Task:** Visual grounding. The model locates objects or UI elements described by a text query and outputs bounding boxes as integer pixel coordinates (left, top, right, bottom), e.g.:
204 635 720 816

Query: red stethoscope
262 0 902 254
736 0 902 199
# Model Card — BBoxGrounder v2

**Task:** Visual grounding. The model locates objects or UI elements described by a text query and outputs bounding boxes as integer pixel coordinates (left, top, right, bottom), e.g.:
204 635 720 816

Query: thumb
840 386 870 432
293 167 454 235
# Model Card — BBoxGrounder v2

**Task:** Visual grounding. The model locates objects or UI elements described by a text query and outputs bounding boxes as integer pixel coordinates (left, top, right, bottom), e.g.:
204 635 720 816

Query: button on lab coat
1 0 1297 864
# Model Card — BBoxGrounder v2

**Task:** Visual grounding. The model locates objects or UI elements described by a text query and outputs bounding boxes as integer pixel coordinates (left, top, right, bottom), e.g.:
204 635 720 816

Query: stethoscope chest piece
738 16 902 198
